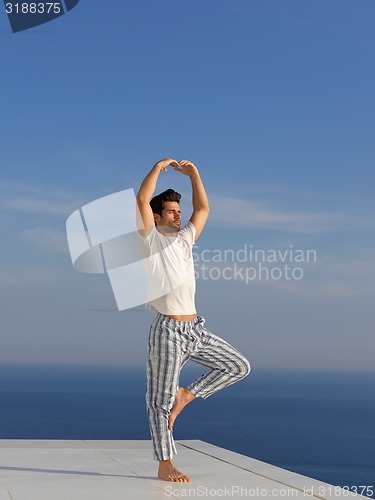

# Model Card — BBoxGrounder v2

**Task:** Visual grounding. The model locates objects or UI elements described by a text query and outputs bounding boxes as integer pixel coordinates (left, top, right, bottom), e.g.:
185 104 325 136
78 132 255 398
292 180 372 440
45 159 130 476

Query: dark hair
150 189 181 217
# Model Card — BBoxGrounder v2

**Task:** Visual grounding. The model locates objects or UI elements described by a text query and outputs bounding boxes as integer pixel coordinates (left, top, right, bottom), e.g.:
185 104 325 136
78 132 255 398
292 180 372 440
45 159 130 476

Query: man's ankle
184 387 196 399
159 459 173 465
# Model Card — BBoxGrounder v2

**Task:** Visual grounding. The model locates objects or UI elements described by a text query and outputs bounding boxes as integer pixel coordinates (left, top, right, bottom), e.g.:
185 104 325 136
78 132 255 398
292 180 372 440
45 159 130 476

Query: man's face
154 201 181 232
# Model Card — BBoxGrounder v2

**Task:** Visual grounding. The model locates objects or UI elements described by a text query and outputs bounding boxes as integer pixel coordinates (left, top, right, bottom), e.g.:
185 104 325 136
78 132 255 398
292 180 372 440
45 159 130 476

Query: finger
168 159 180 166
161 158 178 167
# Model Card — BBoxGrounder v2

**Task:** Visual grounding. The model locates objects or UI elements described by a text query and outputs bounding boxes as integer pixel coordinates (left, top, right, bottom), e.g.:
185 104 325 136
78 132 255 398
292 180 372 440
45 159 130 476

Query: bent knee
239 357 251 379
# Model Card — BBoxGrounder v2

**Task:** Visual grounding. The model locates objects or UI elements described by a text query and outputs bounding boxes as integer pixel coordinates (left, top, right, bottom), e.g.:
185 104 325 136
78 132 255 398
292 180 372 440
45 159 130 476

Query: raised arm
173 160 209 240
136 158 179 236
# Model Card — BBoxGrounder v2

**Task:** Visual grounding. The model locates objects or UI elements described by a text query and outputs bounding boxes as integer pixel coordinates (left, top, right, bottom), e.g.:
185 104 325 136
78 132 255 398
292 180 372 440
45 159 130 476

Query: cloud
2 178 373 234
6 197 80 216
22 228 70 254
0 265 68 286
208 194 375 233
0 179 87 217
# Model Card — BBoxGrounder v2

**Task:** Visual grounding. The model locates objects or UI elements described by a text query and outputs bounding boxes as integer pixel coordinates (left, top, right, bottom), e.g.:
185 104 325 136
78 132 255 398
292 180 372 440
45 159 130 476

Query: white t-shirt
138 221 197 315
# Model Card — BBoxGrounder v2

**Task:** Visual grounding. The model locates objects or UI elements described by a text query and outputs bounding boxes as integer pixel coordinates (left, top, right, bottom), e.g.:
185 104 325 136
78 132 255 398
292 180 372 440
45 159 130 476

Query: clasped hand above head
154 158 199 177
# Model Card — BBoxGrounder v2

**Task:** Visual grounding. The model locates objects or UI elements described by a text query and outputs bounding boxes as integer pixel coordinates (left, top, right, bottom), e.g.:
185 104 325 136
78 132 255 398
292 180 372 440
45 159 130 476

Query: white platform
0 440 364 499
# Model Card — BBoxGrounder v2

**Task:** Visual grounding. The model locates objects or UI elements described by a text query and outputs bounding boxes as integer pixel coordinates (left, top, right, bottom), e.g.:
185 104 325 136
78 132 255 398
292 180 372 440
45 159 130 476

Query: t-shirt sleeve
178 221 196 247
136 226 158 258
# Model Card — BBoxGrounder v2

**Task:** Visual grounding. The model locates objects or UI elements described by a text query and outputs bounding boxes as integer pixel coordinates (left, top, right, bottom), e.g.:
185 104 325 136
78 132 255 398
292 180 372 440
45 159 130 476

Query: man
136 158 251 482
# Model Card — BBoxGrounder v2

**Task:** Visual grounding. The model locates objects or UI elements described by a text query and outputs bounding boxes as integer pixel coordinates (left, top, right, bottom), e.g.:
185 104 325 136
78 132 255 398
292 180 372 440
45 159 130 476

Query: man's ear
153 213 160 224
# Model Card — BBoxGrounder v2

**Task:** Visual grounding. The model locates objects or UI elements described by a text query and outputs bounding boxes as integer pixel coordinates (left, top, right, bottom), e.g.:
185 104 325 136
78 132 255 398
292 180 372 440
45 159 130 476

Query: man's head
150 189 181 231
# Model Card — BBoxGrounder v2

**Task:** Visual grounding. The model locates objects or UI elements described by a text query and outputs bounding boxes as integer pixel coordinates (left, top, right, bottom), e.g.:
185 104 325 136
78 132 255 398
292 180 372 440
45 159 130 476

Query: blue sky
0 0 374 369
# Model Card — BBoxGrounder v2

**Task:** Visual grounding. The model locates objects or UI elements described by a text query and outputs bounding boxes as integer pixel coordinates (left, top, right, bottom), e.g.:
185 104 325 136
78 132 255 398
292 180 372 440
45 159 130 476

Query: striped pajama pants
146 313 251 461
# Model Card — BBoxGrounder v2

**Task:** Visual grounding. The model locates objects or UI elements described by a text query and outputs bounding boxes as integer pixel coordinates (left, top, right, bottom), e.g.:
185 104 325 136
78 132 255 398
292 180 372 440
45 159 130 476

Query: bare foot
158 460 191 482
168 387 196 431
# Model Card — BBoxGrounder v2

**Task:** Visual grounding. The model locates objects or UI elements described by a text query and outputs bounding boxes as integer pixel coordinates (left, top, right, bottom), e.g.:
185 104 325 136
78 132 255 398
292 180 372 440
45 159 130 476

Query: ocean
0 364 374 497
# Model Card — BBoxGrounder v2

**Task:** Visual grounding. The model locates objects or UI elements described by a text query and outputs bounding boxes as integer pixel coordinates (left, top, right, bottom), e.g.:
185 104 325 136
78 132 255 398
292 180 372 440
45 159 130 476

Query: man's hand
173 160 199 177
153 158 180 172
